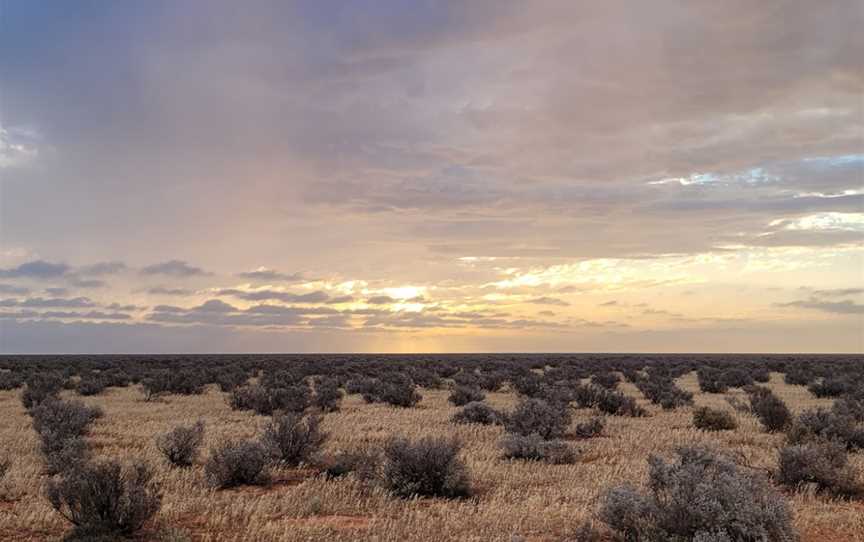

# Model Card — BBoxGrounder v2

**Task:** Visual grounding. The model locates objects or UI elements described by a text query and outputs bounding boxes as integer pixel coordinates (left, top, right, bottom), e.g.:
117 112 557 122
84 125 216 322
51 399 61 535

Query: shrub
451 402 504 425
693 407 738 431
378 375 422 408
833 395 864 422
594 388 646 417
598 447 797 541
0 457 10 482
573 384 601 408
41 435 91 476
229 383 310 415
215 370 248 392
0 371 23 391
261 412 327 466
156 420 205 467
500 433 576 464
21 373 65 409
634 376 693 410
204 440 270 489
46 460 161 538
591 372 619 390
778 441 862 498
31 398 103 442
312 377 342 412
448 385 485 406
512 372 544 397
76 377 107 396
747 386 792 432
324 448 381 481
808 378 849 398
697 368 728 394
505 398 571 440
574 417 605 438
382 436 471 498
786 408 864 451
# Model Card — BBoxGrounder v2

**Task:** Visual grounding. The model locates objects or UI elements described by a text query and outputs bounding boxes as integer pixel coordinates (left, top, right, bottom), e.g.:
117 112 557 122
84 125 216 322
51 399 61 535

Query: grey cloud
527 296 570 307
326 295 355 304
45 287 69 296
0 284 30 295
0 260 69 279
141 260 209 277
0 297 95 308
217 289 330 303
145 286 197 296
77 261 127 275
236 269 305 282
811 288 864 297
777 298 864 315
366 295 396 305
67 276 107 288
599 300 618 306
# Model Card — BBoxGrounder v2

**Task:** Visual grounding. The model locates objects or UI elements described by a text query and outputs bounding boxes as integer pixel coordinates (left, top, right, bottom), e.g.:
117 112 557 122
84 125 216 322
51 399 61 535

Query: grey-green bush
598 447 797 541
261 412 327 466
156 420 205 467
204 440 270 489
505 398 571 439
778 440 862 498
500 433 576 464
451 401 504 425
46 460 161 538
382 436 471 498
693 407 738 431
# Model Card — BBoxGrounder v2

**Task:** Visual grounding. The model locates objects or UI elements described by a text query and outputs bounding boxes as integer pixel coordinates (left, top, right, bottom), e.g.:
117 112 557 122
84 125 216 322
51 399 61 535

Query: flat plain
0 356 862 542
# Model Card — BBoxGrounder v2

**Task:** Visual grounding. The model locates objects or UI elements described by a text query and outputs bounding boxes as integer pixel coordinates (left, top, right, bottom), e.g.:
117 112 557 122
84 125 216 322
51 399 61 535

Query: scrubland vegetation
0 353 862 541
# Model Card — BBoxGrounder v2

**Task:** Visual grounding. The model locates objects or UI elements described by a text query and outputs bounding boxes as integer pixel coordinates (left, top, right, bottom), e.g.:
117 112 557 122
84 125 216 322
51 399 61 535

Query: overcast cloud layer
1 1 862 353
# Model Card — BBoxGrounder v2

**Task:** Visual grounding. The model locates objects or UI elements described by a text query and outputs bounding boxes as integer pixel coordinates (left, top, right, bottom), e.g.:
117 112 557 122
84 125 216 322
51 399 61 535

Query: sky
0 0 862 354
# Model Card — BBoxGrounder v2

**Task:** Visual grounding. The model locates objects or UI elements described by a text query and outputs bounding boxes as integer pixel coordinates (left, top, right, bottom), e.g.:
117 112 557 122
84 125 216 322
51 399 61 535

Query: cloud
0 297 95 308
777 298 864 315
217 288 330 303
236 267 305 281
66 276 107 288
811 288 864 297
366 295 397 305
0 284 30 295
141 260 209 277
0 260 69 279
77 261 127 275
326 295 355 304
527 296 570 306
145 286 197 296
599 300 618 306
44 287 69 296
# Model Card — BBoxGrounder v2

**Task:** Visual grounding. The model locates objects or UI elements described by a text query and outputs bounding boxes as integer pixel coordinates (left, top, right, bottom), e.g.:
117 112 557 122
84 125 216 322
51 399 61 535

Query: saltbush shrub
594 388 646 417
378 374 422 408
598 447 797 541
312 377 342 412
31 398 103 442
693 407 738 431
505 398 571 440
0 371 22 391
21 373 65 409
786 408 864 451
512 372 544 397
204 440 270 489
574 417 605 438
808 377 849 398
382 436 471 498
324 448 381 481
156 420 205 467
778 440 862 498
261 412 327 466
451 402 504 425
591 372 619 390
747 386 792 432
448 385 485 406
46 460 161 538
500 433 576 464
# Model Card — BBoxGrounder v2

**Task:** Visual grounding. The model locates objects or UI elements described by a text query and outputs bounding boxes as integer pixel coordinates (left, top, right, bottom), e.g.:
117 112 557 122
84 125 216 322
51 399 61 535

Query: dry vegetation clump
323 447 381 481
46 459 161 539
204 439 271 489
747 385 792 432
777 440 863 498
447 384 485 406
382 436 471 499
598 447 798 541
261 412 327 466
593 387 647 417
156 420 206 468
574 417 605 439
505 398 571 439
692 406 738 431
311 376 343 412
30 397 102 475
500 433 576 464
786 407 864 451
451 401 504 425
591 371 620 390
229 382 311 415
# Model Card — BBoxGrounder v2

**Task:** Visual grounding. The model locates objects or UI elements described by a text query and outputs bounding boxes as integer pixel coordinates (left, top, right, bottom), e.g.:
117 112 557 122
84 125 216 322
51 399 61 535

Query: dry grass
0 372 862 541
